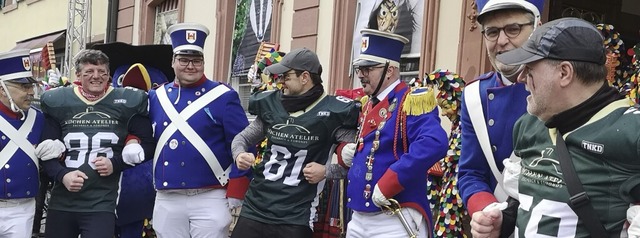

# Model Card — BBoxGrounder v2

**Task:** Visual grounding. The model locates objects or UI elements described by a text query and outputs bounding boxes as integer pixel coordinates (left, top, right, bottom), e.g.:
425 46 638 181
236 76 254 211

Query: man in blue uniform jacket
456 0 544 237
148 22 251 238
0 49 44 238
346 29 448 238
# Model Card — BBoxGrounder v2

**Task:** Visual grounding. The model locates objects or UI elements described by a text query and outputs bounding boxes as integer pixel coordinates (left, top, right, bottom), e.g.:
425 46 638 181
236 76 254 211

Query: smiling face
76 63 110 96
172 54 205 86
277 70 313 96
438 98 458 122
482 10 535 79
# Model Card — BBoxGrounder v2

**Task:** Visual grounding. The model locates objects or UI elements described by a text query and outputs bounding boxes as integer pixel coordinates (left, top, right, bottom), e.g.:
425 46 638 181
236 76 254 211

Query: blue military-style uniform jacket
0 106 44 199
347 81 448 232
148 78 251 198
457 71 528 214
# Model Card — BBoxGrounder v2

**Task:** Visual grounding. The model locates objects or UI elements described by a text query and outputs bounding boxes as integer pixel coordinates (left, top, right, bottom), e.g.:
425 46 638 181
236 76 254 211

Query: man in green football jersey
35 49 155 238
470 17 640 237
231 48 359 238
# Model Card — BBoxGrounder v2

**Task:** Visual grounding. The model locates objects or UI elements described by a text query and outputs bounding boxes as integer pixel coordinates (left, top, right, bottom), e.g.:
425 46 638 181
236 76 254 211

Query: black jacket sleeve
40 115 72 183
500 197 520 238
128 114 155 161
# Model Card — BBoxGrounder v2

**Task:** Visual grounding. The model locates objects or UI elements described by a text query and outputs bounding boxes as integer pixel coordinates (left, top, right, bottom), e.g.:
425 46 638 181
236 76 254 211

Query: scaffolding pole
63 0 91 78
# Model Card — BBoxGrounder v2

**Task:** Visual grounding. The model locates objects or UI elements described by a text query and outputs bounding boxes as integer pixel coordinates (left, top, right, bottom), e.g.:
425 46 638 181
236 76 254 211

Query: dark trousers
33 171 52 235
231 216 313 238
116 220 144 238
45 210 115 238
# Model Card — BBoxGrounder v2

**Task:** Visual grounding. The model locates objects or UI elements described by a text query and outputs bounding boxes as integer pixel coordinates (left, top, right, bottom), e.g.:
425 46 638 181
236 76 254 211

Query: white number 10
517 193 578 238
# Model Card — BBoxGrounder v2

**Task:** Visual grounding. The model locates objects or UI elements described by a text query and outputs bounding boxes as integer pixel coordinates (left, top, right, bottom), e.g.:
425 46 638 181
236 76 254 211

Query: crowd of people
2 0 640 238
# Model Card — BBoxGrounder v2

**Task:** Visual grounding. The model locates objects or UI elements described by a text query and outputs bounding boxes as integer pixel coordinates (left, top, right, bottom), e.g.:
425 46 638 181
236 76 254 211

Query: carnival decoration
628 42 640 104
597 24 634 95
247 47 284 94
423 69 467 238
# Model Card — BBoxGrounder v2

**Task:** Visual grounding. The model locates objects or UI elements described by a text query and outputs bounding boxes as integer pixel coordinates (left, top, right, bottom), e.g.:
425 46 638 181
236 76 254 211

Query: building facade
1 0 638 101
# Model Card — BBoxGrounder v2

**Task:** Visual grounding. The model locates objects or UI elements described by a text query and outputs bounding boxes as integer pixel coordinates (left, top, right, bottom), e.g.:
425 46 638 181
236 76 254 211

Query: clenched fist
236 152 255 170
62 170 88 192
93 156 114 176
302 162 326 184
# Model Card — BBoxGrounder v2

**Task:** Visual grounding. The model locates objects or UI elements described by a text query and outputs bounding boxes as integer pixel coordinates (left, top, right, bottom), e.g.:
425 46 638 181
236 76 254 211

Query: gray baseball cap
264 48 323 75
497 18 606 66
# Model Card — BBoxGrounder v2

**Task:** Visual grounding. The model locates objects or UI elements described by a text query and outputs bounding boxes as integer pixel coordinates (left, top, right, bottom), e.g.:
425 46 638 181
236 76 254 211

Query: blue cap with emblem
353 29 409 67
475 0 544 24
168 22 210 55
0 48 37 84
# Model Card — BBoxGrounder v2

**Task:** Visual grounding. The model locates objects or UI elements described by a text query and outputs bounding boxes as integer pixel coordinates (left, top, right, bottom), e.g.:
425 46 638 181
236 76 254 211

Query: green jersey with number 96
41 87 147 213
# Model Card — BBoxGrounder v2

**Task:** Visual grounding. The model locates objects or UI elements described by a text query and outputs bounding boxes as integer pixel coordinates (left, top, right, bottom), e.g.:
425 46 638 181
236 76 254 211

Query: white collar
375 79 400 101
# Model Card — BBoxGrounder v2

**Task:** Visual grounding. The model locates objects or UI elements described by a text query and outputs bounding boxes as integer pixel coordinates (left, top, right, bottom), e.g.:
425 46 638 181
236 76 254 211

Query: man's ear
386 66 396 80
558 61 574 87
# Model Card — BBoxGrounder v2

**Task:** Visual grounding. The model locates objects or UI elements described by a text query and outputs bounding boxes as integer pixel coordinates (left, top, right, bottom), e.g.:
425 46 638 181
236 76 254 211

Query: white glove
482 202 509 212
627 204 640 237
340 143 356 167
122 143 144 166
372 184 391 208
502 153 521 199
228 198 243 209
47 69 60 87
35 139 66 161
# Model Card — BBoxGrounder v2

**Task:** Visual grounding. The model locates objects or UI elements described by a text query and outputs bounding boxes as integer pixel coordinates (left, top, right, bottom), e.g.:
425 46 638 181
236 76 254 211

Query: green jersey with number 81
41 87 148 213
242 91 359 227
513 100 640 238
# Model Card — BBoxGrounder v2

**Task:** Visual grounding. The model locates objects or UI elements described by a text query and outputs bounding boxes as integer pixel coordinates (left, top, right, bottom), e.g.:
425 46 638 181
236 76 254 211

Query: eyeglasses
5 82 35 91
482 22 534 41
176 58 204 67
355 66 385 77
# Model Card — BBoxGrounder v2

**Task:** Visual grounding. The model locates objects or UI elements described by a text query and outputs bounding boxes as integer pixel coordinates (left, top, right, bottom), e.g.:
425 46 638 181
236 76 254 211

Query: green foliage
231 0 250 64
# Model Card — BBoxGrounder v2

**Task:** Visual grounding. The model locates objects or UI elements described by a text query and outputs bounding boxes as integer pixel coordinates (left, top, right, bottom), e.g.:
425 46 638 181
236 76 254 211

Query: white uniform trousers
0 198 35 238
153 188 231 238
346 207 428 238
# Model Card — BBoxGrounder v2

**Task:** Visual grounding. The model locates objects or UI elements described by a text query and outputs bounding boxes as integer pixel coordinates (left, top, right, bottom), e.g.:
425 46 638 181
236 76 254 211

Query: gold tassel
360 95 370 107
402 87 436 116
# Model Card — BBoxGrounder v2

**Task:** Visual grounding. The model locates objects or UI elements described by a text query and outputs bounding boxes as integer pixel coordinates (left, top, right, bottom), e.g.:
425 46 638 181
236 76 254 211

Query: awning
13 30 66 50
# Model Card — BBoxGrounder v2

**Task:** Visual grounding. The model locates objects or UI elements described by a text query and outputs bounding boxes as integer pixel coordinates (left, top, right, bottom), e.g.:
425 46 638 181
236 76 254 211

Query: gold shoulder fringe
402 87 436 116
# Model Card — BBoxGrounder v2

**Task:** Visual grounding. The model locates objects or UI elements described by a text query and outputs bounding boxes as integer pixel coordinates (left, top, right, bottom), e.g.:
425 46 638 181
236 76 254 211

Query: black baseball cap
264 48 323 75
497 17 606 66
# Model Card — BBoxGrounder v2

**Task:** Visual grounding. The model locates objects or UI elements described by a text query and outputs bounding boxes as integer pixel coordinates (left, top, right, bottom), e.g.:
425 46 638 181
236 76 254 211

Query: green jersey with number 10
513 100 640 238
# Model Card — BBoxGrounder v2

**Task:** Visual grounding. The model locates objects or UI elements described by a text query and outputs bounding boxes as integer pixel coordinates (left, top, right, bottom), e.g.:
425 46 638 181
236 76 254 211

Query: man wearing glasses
345 29 448 238
36 49 155 238
148 23 251 238
231 47 360 237
457 0 544 237
0 49 44 238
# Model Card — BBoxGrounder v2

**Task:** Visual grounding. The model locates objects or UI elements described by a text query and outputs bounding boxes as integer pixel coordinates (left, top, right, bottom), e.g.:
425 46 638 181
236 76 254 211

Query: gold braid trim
360 95 370 108
402 87 436 116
